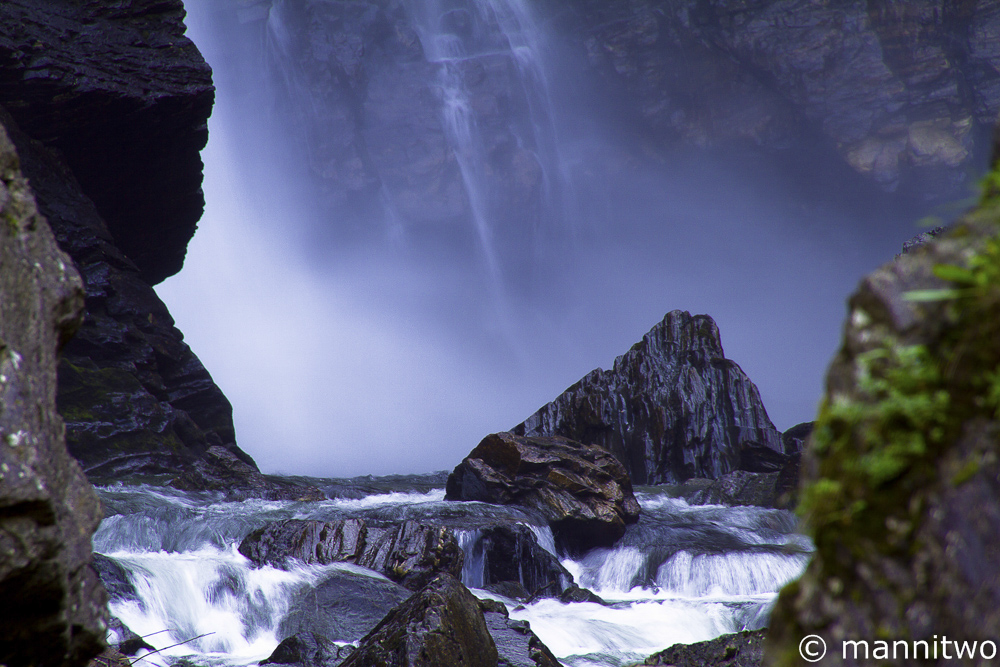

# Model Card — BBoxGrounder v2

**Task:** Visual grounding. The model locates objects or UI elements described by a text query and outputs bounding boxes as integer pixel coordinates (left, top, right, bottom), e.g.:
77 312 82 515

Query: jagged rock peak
515 310 783 485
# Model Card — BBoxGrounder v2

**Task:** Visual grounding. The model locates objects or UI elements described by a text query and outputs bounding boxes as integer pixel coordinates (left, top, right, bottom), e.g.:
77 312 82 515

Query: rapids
94 475 810 666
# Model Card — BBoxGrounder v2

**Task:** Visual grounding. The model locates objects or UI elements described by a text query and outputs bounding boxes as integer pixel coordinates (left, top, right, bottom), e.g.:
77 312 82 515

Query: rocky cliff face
559 0 1000 197
765 175 1000 662
208 0 1000 242
0 120 105 667
514 311 784 485
0 1 259 484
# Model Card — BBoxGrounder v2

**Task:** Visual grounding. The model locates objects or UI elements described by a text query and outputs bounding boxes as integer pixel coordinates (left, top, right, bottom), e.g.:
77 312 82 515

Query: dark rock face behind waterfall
514 310 785 485
765 176 1000 662
211 0 1000 244
557 0 1000 198
0 121 106 667
0 1 263 488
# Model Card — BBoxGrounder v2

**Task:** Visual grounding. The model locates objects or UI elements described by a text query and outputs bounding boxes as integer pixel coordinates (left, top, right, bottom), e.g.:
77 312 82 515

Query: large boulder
240 518 463 591
339 573 499 667
765 183 1000 660
447 432 641 553
0 120 105 666
514 311 783 485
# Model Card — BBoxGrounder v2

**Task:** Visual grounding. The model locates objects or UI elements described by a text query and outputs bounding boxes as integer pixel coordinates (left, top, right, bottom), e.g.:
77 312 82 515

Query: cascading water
94 478 810 667
402 0 568 284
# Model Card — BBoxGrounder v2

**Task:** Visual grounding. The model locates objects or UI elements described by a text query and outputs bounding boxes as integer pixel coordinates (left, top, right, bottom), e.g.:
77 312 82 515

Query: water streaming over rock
94 478 810 667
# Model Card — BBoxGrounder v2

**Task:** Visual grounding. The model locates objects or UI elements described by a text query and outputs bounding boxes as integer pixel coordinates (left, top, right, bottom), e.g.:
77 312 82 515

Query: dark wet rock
261 632 353 667
688 470 786 509
475 524 572 597
85 646 132 667
766 180 1000 663
447 432 641 553
339 573 499 667
515 311 783 486
482 604 561 667
556 583 608 606
92 554 138 604
105 617 153 657
240 518 463 591
1 118 273 491
779 423 812 457
0 118 105 666
169 446 323 501
0 0 213 284
483 581 531 602
279 569 411 644
640 629 765 667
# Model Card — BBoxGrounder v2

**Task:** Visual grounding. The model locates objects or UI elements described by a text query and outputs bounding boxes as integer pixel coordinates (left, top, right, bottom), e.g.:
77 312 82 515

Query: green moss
797 187 1000 576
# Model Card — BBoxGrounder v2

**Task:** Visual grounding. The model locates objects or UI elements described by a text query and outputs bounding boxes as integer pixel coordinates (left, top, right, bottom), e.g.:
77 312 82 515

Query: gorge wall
0 0 259 484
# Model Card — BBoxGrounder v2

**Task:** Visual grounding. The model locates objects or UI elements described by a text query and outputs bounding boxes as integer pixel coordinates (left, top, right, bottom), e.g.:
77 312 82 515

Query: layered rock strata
765 179 1000 661
240 518 464 591
515 310 784 485
446 432 641 553
0 120 105 667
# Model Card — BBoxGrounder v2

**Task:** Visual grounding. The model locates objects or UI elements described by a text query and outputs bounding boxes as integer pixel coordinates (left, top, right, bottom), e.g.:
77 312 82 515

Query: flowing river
95 474 811 666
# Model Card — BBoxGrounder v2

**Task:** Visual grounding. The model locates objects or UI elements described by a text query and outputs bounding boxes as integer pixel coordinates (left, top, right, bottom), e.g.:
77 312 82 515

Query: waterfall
403 0 567 285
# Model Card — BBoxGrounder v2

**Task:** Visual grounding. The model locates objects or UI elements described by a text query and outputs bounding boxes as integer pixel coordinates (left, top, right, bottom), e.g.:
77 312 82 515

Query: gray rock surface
446 432 641 553
0 119 105 666
0 0 213 284
514 311 783 485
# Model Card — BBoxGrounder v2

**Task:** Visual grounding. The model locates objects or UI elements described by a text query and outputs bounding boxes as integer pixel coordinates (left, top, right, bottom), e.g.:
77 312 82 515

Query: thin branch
130 632 216 664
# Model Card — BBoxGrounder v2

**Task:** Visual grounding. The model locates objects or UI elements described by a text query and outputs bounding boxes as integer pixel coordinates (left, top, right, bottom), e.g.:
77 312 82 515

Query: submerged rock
446 432 641 553
515 311 783 485
0 119 105 666
339 573 499 667
240 518 463 591
765 180 1000 662
640 629 765 667
279 569 411 645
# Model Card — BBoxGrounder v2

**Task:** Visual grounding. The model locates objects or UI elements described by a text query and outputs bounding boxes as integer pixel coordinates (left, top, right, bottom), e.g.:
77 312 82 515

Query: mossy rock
765 172 1000 665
